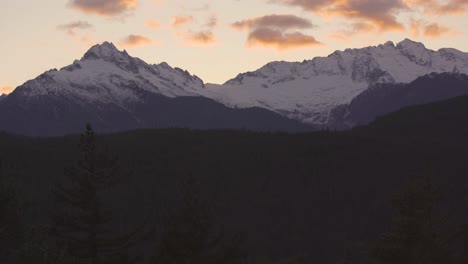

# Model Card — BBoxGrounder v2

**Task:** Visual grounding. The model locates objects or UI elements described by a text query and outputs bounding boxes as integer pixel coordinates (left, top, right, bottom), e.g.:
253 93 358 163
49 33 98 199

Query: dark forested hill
330 72 468 129
1 95 468 263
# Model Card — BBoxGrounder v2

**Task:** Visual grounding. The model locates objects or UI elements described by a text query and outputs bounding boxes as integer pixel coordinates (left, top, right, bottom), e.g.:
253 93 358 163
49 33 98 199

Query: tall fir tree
51 124 137 264
153 176 245 264
371 176 452 264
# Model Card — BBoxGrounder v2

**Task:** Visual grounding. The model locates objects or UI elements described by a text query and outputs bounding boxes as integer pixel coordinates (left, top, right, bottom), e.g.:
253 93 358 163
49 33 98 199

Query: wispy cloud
328 22 376 42
145 20 161 29
410 20 451 38
172 15 218 46
181 30 216 45
406 0 468 15
232 14 320 50
172 15 194 28
68 0 138 17
58 21 93 35
119 34 155 48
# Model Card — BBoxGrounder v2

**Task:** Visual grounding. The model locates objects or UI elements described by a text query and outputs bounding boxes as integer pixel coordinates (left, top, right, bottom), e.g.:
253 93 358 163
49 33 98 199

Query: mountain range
1 39 468 136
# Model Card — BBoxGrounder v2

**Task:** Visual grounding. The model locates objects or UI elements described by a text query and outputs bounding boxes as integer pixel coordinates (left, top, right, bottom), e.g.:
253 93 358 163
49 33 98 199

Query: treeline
1 120 468 263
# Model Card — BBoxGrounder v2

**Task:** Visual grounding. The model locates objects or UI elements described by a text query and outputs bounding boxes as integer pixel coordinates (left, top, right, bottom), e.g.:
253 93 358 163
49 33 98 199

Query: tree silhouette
153 176 245 264
51 124 137 264
371 176 452 264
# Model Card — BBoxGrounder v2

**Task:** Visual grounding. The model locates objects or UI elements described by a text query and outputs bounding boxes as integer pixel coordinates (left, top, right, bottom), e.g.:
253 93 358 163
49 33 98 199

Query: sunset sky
1 0 468 94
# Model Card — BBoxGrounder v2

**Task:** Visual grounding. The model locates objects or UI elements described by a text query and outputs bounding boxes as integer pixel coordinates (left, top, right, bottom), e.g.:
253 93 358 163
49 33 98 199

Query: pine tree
371 176 452 264
51 124 137 264
153 176 245 264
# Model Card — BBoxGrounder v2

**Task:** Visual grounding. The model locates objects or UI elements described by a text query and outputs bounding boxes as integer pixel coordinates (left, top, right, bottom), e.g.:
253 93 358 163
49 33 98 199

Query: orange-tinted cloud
205 16 217 28
119 35 155 48
271 0 407 31
410 20 450 38
172 15 194 28
328 22 376 42
182 30 216 45
172 15 218 46
232 14 320 50
423 23 450 37
408 0 468 14
68 0 138 17
0 85 13 95
248 28 321 49
145 20 161 29
58 21 93 35
232 14 314 30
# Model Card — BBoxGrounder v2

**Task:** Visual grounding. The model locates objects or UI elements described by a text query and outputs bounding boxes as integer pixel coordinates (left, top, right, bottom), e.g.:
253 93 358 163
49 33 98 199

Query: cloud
119 34 155 47
410 20 450 38
58 21 93 35
232 14 320 49
68 0 138 17
145 20 161 29
247 28 321 49
423 23 450 37
171 15 218 46
406 0 468 15
232 14 314 30
0 85 13 95
270 0 407 31
328 21 376 41
183 30 216 45
205 16 218 28
172 15 194 28
269 0 336 11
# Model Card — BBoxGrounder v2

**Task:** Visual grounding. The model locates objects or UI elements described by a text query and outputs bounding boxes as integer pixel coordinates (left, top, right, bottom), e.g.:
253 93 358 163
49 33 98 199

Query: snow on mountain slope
197 39 468 125
7 39 468 128
15 42 205 106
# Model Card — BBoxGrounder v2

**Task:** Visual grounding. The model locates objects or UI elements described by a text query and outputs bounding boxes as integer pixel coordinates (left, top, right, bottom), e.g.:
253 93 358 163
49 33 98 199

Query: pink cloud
68 0 138 17
119 35 155 48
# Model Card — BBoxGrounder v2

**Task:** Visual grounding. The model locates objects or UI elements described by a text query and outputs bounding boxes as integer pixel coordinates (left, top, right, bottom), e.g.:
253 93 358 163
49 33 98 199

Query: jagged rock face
201 39 468 126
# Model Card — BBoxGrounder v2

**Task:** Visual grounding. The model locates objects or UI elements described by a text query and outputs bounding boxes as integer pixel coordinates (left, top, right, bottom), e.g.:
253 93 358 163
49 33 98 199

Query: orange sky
1 0 468 94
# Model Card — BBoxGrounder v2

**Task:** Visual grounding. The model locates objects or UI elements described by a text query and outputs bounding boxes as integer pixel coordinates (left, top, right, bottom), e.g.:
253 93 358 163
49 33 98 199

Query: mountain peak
82 41 127 61
383 41 395 47
397 38 426 49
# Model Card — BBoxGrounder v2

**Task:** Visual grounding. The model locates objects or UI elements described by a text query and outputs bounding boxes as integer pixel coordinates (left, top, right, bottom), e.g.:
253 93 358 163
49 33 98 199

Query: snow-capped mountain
0 42 310 136
1 39 468 136
15 42 205 103
199 39 468 126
